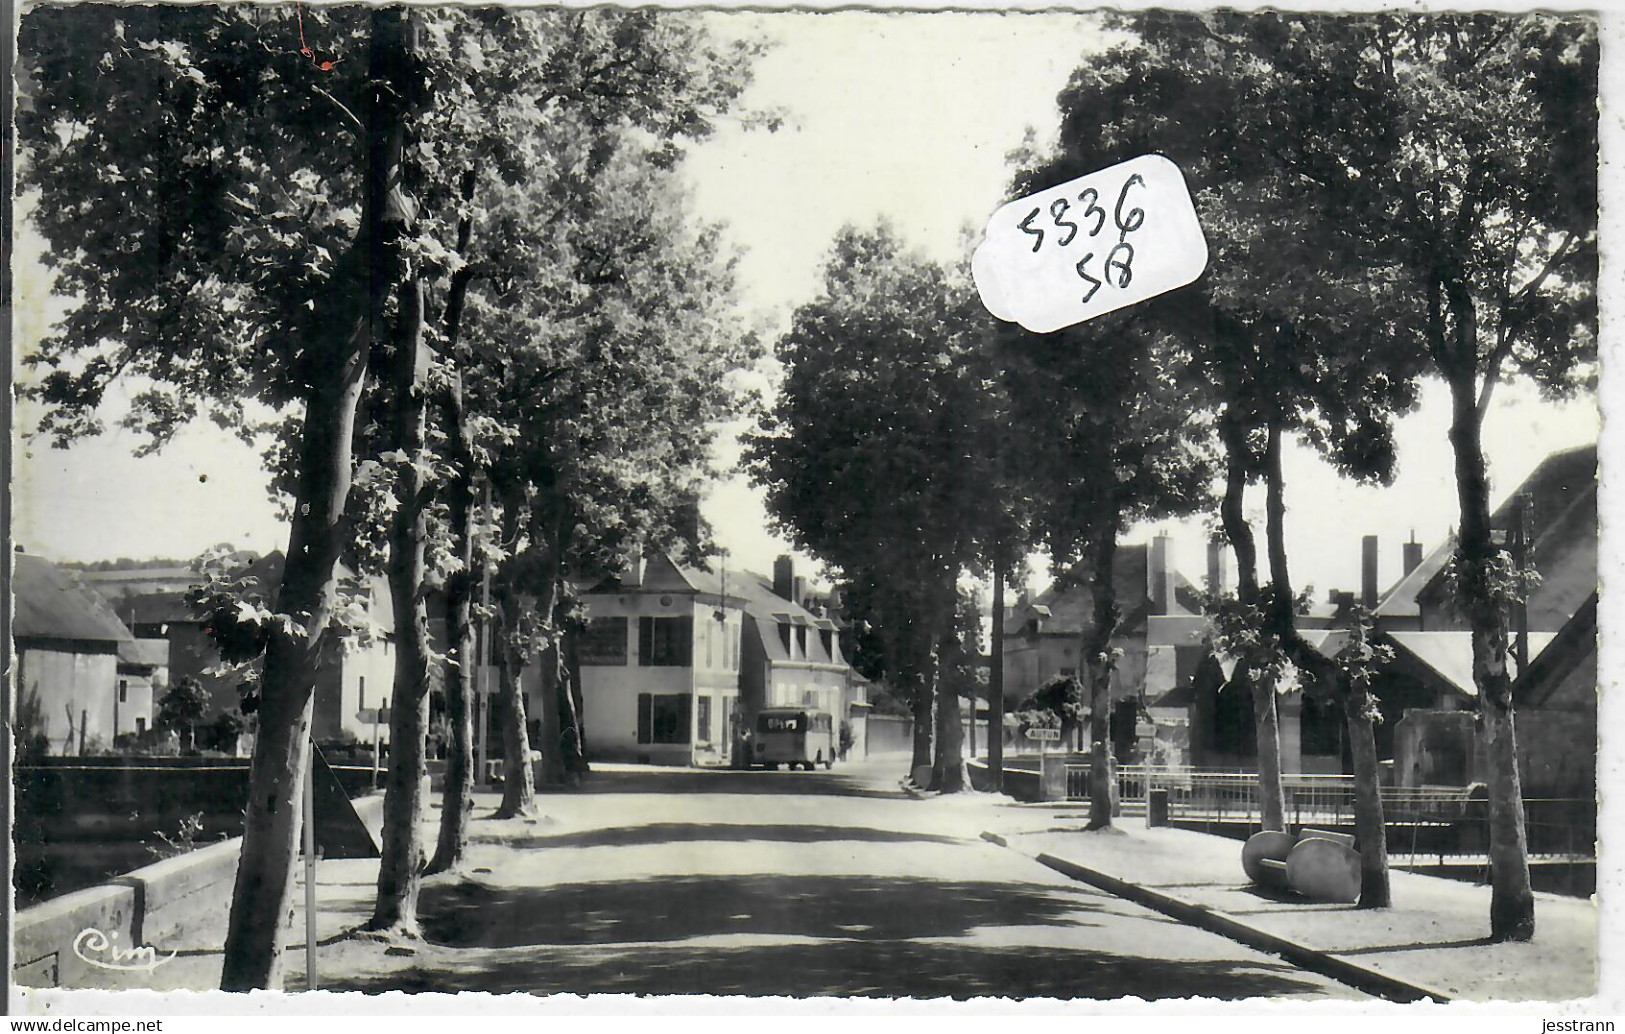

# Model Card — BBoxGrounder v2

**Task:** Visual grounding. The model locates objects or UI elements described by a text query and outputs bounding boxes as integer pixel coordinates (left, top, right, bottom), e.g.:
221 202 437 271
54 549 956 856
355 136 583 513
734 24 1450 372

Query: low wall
13 795 384 989
864 714 914 755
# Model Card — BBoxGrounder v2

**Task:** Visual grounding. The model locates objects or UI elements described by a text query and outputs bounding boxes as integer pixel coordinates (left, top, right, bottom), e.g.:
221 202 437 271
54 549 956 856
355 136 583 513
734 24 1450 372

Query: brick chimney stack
1361 535 1379 609
773 555 795 603
1403 532 1423 576
1150 533 1174 615
1206 536 1229 597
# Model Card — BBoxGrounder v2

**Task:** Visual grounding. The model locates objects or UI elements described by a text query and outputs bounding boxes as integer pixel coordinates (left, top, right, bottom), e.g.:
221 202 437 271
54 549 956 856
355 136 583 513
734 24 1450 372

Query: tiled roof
12 554 134 644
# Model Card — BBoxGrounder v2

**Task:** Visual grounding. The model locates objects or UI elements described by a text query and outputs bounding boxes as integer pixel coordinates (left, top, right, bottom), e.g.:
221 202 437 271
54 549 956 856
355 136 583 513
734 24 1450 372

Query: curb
979 831 1453 1005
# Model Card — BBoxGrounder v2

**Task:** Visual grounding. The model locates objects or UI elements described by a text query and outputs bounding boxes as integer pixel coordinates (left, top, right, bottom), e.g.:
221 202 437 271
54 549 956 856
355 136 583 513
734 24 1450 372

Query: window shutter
637 693 652 744
638 617 654 667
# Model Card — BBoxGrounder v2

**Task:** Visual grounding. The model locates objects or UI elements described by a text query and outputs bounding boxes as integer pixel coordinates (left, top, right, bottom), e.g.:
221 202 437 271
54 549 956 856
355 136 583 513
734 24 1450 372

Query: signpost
1028 726 1061 759
972 153 1208 334
356 708 390 790
302 740 318 991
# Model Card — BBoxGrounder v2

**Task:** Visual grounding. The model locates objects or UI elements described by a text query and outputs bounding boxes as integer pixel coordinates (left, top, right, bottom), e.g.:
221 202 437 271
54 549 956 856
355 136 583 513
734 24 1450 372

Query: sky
9 9 1605 606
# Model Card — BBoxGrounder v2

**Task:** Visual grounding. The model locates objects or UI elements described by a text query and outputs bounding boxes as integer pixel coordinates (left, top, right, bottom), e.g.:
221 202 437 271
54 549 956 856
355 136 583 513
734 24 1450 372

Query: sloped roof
118 638 170 669
1386 630 1558 699
1515 592 1596 707
1404 444 1597 619
1374 538 1453 620
1004 544 1200 636
12 554 135 644
729 568 843 666
125 591 195 626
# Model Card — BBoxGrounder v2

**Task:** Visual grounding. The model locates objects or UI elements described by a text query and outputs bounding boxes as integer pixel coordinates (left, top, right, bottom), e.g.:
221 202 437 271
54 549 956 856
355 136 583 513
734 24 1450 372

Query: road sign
1026 727 1062 742
972 153 1208 334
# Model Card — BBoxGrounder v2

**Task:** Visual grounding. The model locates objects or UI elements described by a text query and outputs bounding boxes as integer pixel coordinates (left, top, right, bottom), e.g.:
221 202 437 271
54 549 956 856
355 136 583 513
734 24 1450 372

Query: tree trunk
1446 354 1534 941
219 7 411 989
1344 681 1391 908
1249 676 1287 832
492 592 539 819
370 271 433 936
1219 406 1287 831
1261 416 1388 898
535 641 567 786
910 666 933 778
1085 528 1120 830
989 556 1005 793
561 629 590 777
428 380 477 876
932 624 964 793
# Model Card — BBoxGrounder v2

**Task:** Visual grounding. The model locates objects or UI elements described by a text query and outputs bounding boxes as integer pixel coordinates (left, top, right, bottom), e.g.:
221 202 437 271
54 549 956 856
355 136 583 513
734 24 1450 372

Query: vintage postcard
3 0 1615 1019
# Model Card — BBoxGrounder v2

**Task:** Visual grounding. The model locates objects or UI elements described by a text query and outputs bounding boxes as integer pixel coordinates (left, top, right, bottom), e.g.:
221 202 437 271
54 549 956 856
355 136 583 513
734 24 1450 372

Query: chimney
1206 537 1229 597
675 495 703 551
773 555 795 603
1149 533 1174 616
1403 532 1423 577
793 575 807 608
622 549 644 589
1361 534 1379 609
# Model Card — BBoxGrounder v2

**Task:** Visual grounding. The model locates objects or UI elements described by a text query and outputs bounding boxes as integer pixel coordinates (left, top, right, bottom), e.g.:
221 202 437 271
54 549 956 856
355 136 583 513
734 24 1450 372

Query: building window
778 622 791 654
118 680 128 703
705 620 714 669
136 717 147 735
580 617 629 665
637 693 691 744
796 626 808 657
697 696 713 744
639 616 693 667
819 629 833 659
359 676 365 711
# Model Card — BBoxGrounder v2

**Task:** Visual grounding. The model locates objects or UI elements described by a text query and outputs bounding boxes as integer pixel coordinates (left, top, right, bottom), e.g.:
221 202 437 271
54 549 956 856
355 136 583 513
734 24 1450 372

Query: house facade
575 552 865 767
122 551 396 746
12 553 136 753
576 553 747 766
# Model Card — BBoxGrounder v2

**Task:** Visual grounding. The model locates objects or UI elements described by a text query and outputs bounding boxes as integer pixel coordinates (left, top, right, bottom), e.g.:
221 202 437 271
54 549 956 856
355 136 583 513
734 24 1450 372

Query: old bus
748 707 837 770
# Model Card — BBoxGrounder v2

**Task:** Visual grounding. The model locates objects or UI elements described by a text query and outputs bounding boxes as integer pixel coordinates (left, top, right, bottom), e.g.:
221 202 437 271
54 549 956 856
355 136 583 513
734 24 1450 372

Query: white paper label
972 154 1209 334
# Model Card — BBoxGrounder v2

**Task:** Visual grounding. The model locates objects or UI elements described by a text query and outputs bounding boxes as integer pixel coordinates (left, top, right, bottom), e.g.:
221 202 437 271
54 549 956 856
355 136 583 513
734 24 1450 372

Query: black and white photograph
1 0 1611 1012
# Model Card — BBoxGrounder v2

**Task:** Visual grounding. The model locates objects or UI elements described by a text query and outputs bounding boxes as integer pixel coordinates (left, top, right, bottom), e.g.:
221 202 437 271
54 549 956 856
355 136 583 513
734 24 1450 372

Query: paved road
319 757 1367 999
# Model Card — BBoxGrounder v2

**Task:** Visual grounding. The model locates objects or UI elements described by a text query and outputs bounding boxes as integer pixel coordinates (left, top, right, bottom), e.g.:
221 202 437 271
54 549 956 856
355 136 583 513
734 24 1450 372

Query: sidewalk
978 803 1598 1003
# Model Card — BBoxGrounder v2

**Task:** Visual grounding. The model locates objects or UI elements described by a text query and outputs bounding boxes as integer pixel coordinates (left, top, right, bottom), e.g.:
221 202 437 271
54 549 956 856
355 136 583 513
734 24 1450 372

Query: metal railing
1057 762 1595 862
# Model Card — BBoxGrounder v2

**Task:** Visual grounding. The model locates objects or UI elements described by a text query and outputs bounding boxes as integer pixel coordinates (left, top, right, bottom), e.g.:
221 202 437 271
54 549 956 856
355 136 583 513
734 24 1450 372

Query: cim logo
72 927 176 973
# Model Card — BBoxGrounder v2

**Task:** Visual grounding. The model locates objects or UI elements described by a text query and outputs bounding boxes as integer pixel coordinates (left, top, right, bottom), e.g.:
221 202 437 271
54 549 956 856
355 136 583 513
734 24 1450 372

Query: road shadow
549 766 909 800
324 939 1343 999
506 822 965 851
421 873 1105 948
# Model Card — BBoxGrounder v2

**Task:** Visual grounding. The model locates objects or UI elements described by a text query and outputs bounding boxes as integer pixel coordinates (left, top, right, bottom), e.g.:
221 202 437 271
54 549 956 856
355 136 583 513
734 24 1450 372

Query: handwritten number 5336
1018 174 1146 304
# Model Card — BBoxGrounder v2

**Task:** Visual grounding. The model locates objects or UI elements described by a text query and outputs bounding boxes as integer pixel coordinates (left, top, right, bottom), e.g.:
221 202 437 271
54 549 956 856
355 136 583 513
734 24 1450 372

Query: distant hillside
60 557 194 572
